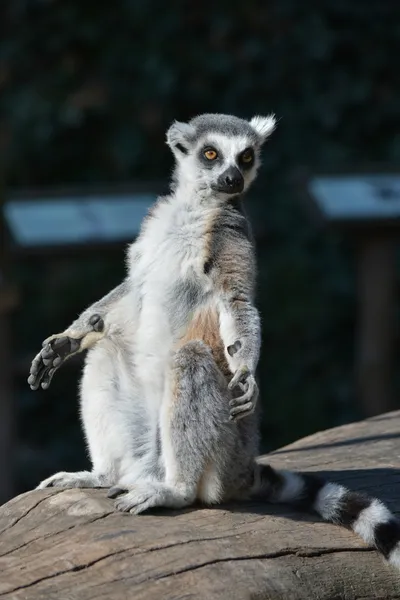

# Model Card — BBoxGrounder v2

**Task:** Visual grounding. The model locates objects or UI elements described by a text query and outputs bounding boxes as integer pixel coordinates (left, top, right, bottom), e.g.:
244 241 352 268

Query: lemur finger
29 351 44 375
229 378 258 407
107 486 127 499
41 368 56 390
29 360 56 391
41 337 81 372
28 336 81 391
28 351 49 390
28 364 47 390
228 365 250 390
229 401 255 421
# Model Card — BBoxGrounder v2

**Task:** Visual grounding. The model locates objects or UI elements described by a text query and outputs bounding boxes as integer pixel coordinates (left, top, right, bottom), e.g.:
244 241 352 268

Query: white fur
277 471 305 502
389 544 400 568
352 499 392 544
218 298 260 375
197 462 223 505
36 471 99 489
313 482 347 521
249 114 276 140
79 176 244 491
166 120 196 150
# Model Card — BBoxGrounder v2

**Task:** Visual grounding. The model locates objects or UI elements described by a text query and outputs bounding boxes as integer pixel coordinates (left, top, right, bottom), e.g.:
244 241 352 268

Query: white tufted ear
166 120 196 154
249 114 276 142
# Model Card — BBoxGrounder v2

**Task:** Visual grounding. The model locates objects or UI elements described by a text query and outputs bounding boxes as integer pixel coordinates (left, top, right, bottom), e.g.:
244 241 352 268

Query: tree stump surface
1 411 400 599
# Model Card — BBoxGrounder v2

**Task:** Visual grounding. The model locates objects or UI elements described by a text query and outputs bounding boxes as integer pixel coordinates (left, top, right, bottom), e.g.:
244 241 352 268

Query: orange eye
204 149 218 161
241 150 254 164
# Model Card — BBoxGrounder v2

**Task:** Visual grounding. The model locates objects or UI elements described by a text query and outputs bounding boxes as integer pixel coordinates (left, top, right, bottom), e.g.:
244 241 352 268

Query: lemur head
166 113 276 197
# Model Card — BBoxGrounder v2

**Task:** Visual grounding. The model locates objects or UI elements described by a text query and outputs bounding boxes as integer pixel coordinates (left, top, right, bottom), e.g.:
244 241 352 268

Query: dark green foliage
1 1 399 491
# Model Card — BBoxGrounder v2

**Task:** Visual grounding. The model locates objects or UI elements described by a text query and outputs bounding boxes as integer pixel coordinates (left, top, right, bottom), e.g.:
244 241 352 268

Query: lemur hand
28 314 105 391
228 365 258 421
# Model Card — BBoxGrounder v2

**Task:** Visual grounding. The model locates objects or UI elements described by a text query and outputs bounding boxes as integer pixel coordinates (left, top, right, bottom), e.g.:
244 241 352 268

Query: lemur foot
28 314 105 391
109 482 191 514
36 470 102 489
228 365 258 421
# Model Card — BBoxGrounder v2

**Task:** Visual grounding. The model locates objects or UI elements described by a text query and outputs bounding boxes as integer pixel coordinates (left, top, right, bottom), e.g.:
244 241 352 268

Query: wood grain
1 411 400 599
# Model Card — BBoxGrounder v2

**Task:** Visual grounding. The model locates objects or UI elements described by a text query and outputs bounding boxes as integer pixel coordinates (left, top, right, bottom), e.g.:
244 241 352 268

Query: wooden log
1 411 400 599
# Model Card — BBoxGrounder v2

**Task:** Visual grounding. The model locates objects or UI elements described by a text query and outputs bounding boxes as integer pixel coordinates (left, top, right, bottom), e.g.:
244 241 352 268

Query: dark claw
107 486 127 499
89 314 104 333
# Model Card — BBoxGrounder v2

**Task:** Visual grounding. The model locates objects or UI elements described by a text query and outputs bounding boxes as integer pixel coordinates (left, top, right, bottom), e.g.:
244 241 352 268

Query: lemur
28 113 400 569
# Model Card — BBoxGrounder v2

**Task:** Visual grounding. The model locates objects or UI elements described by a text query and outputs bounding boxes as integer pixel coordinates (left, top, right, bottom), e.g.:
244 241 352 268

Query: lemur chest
135 206 216 342
139 207 214 296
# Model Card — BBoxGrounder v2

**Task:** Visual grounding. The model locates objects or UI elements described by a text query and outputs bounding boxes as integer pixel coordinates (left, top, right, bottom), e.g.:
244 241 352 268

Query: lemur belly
177 307 230 379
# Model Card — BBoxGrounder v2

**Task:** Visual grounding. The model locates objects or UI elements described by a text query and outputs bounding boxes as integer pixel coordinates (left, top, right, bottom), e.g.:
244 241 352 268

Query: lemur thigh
28 280 130 390
109 340 237 514
37 336 144 491
36 343 118 490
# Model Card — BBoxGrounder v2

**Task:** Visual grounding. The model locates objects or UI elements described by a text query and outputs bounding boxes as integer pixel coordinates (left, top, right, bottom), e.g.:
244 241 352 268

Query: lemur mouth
212 183 244 195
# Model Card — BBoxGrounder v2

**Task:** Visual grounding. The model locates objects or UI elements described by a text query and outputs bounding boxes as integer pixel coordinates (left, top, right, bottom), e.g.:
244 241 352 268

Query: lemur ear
249 114 276 143
166 121 196 155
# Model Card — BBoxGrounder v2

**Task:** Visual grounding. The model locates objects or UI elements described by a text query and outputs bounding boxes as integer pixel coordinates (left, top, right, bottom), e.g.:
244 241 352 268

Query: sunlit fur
31 114 400 572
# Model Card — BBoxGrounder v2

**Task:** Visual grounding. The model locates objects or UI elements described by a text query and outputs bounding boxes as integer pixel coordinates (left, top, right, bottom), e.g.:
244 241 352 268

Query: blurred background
0 0 399 503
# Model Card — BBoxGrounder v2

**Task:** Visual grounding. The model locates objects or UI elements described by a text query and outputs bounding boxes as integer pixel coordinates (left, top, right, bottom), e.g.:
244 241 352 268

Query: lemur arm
218 294 261 420
219 296 261 374
28 280 130 391
214 213 261 420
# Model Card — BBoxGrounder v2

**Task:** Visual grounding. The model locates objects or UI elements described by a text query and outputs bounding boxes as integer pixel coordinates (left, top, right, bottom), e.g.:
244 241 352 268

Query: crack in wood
0 491 63 536
0 511 114 558
0 545 374 596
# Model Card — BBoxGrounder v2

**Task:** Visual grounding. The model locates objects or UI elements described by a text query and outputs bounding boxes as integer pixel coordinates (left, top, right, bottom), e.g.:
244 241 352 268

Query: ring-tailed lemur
28 113 400 570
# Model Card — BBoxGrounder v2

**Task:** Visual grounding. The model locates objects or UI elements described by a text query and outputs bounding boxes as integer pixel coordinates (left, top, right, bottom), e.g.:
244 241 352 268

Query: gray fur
188 114 260 144
166 277 204 333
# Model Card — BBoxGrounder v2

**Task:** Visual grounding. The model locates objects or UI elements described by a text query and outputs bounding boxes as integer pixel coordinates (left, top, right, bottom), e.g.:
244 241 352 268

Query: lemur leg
28 281 129 391
36 341 119 490
37 336 151 491
110 340 238 514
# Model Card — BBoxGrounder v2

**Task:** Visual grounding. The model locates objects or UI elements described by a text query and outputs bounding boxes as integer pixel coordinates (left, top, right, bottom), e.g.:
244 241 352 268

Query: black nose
216 167 244 194
225 173 242 188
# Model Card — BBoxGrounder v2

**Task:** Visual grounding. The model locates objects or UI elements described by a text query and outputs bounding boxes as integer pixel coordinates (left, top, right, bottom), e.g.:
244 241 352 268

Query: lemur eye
240 149 254 164
203 148 218 161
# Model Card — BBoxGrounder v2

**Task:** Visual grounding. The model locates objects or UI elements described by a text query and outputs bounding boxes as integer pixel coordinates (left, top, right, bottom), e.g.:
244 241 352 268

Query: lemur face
166 113 276 198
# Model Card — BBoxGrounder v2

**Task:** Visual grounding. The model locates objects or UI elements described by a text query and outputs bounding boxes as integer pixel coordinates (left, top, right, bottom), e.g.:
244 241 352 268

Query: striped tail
253 463 400 569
